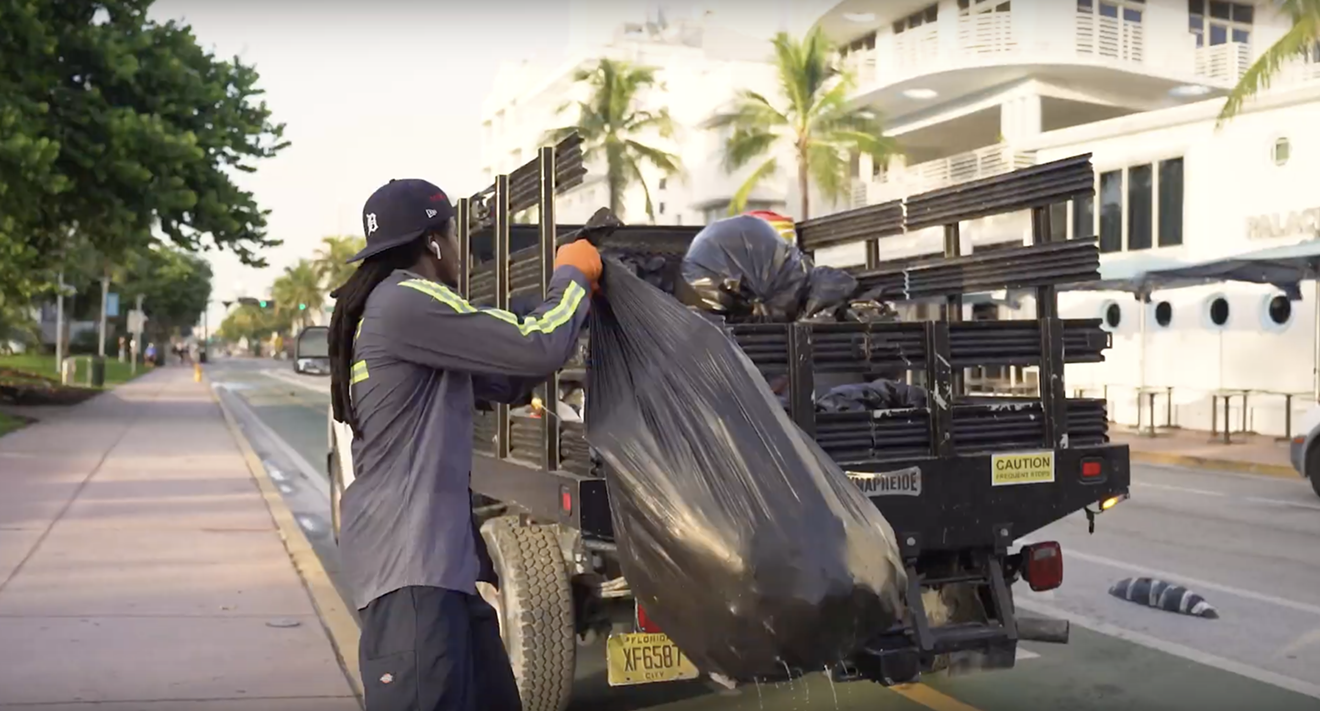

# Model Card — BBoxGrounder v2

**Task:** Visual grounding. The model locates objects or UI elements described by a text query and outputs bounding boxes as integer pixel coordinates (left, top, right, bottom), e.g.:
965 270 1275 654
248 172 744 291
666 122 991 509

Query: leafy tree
0 0 288 306
1219 1 1320 124
217 302 282 350
711 29 897 219
117 245 213 346
544 58 682 222
315 235 365 291
270 259 324 331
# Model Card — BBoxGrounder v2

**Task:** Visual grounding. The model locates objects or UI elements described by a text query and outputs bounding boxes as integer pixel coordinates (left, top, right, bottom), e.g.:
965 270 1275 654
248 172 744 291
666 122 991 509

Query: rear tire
1306 444 1320 499
480 517 576 711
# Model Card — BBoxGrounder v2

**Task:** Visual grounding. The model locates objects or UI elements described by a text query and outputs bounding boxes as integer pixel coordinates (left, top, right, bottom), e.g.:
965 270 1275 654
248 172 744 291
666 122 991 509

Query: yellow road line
891 683 987 711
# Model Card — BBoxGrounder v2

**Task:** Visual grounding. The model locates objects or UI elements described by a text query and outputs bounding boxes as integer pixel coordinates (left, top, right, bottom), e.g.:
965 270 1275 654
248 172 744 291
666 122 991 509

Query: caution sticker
990 451 1055 486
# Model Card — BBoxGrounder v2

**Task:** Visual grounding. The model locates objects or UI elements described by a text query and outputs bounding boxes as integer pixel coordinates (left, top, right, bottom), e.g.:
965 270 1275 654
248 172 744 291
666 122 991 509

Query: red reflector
560 490 572 514
1081 460 1102 478
1024 541 1063 592
636 604 662 633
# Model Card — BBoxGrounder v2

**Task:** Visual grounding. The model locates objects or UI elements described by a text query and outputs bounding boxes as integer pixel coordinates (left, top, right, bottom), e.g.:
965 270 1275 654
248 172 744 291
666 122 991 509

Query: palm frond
624 156 656 222
729 158 779 215
723 127 780 172
1218 4 1320 125
805 142 851 205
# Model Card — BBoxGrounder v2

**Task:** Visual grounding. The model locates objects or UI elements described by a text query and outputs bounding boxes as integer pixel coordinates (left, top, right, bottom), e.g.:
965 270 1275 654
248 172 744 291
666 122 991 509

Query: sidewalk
0 368 360 709
1112 426 1297 478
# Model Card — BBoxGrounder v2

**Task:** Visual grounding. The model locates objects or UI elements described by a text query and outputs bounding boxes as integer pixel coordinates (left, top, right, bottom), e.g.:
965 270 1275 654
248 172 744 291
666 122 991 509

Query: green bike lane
205 359 1320 711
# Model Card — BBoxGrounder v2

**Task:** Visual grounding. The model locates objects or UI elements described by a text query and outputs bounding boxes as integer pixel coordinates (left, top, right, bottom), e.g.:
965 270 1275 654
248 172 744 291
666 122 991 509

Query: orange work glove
555 240 602 292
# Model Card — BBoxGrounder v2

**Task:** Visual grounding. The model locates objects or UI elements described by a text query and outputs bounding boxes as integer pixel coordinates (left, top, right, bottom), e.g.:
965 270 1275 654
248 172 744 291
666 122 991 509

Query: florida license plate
605 632 700 686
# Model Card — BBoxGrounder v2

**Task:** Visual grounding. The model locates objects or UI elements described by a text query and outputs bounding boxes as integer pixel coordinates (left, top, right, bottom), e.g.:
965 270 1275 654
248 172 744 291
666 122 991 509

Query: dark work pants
358 586 522 711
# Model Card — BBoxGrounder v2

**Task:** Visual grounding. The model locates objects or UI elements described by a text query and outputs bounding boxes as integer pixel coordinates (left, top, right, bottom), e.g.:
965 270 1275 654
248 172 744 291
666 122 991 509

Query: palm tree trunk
797 154 811 220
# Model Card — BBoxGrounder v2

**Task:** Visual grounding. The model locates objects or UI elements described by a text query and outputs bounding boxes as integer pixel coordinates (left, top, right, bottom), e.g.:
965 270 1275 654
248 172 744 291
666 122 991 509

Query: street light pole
98 274 109 358
55 271 65 373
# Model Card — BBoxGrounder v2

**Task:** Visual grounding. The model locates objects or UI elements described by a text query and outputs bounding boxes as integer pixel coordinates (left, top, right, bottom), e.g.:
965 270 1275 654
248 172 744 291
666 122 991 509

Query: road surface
207 357 1320 711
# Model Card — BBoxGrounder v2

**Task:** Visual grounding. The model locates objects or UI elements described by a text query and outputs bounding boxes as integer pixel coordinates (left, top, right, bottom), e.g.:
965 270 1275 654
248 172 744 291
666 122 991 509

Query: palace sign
1246 207 1320 241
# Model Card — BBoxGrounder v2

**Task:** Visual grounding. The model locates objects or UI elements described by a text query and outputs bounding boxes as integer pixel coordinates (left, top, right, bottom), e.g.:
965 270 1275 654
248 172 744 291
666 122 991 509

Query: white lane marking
1021 540 1320 618
1138 461 1307 487
1243 496 1320 512
1131 482 1225 497
1016 599 1320 700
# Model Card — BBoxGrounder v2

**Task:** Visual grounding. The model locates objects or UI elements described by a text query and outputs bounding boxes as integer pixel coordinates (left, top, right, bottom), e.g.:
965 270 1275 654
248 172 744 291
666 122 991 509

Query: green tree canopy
545 58 682 222
118 245 213 344
0 0 288 303
1219 1 1320 124
712 29 897 219
271 259 324 331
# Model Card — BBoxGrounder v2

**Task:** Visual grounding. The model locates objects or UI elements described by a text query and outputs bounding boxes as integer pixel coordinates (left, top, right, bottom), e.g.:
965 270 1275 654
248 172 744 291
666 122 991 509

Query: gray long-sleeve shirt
340 266 591 610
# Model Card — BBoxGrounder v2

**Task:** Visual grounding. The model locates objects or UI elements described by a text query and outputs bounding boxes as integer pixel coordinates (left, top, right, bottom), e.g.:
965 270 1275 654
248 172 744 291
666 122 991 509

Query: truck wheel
1306 444 1320 499
479 517 576 711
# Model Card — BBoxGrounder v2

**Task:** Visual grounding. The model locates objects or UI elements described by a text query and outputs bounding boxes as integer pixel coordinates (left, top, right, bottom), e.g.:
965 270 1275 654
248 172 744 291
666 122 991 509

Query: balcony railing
959 9 1016 56
893 24 940 73
1075 8 1144 63
852 146 1038 208
1195 42 1250 84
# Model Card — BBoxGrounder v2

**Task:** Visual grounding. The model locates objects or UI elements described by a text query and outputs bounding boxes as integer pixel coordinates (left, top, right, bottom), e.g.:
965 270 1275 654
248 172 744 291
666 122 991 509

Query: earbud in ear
430 241 443 261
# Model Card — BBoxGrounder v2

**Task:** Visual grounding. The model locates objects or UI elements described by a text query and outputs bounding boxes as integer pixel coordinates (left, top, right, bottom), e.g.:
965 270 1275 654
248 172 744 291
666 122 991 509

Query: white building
480 11 793 227
805 0 1320 437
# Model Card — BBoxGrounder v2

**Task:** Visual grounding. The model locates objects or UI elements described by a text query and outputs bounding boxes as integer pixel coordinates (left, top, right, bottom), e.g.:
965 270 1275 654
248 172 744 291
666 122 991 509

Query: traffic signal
298 303 307 311
259 300 268 308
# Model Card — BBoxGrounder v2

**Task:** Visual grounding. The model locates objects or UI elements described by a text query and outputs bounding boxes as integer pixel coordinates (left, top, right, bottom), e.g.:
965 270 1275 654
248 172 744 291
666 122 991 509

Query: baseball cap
347 179 455 263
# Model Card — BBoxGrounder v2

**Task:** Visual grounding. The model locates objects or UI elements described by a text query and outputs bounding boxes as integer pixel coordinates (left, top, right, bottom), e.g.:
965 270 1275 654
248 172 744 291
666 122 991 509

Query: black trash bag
678 214 813 322
802 266 860 320
586 262 906 681
816 379 928 413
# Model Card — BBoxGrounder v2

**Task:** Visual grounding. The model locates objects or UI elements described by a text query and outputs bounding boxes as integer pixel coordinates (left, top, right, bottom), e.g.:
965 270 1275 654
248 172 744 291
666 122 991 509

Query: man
326 178 601 711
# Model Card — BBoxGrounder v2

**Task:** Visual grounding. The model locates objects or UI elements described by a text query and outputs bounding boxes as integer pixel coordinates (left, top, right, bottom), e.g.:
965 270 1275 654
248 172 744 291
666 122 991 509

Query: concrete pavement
0 367 360 709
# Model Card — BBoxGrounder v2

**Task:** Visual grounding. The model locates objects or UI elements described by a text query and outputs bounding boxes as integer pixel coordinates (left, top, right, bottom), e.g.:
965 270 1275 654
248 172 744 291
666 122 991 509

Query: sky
148 0 832 332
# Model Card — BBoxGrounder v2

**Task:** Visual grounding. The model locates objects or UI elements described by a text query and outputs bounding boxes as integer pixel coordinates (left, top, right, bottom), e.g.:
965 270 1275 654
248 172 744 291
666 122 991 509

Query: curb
208 376 365 707
1129 450 1299 479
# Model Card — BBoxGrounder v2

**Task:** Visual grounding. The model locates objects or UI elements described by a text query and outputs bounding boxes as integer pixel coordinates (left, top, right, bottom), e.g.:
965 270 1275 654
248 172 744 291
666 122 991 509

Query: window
658 178 667 190
1127 164 1153 251
894 3 938 33
1190 0 1252 48
960 0 1011 14
1073 193 1094 239
1273 137 1290 166
1267 295 1292 325
1099 170 1123 253
1104 303 1122 329
658 202 666 215
1158 158 1184 247
1049 202 1068 241
1154 301 1173 327
1209 297 1230 326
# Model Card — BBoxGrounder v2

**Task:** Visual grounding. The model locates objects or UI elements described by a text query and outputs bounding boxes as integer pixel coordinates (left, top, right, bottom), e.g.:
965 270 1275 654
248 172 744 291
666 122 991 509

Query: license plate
605 632 700 686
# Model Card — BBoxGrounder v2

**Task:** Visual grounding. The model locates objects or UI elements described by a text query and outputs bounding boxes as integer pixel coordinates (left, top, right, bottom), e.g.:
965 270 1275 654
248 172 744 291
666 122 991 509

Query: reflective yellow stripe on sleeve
351 360 369 384
398 278 585 336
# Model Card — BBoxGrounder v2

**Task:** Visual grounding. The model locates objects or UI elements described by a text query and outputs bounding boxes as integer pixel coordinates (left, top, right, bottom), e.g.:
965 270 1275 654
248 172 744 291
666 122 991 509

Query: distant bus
293 326 330 375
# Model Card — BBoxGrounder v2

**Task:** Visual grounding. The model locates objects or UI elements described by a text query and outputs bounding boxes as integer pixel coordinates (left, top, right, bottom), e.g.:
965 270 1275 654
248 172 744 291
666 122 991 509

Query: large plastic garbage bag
817 379 929 413
585 261 907 681
802 265 860 319
677 214 813 322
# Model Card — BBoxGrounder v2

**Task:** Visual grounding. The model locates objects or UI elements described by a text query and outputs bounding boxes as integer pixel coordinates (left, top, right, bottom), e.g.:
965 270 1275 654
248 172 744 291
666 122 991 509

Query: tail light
1022 541 1063 592
1080 458 1106 484
636 604 663 634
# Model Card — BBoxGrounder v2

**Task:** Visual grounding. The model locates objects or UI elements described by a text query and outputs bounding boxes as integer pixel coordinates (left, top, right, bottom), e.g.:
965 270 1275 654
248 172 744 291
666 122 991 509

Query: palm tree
1219 1 1320 124
314 235 365 290
544 58 682 222
712 29 897 219
270 259 324 330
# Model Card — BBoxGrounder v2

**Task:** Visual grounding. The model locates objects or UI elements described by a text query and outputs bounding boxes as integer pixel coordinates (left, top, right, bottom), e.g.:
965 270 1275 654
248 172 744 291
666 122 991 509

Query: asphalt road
207 357 1320 711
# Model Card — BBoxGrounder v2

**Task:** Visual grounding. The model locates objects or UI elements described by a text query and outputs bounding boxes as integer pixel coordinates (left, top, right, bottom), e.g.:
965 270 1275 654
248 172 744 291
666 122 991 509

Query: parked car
1289 403 1320 498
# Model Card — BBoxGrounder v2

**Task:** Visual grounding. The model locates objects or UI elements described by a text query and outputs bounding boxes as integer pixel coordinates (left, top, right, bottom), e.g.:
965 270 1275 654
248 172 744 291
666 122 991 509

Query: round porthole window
1267 295 1292 325
1209 297 1230 327
1273 137 1291 166
1102 301 1122 330
1154 301 1173 327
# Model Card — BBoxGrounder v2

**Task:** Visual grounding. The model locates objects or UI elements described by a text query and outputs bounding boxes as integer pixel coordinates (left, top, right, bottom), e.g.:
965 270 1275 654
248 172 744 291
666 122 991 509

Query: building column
999 91 1042 144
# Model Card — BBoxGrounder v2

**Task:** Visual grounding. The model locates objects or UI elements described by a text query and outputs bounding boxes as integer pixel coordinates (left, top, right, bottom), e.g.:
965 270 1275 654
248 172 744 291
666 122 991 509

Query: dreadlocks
329 237 427 432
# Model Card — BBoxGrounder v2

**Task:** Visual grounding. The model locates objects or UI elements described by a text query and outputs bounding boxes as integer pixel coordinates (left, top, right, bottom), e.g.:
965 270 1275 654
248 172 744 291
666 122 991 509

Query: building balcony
1194 42 1250 84
851 145 1038 208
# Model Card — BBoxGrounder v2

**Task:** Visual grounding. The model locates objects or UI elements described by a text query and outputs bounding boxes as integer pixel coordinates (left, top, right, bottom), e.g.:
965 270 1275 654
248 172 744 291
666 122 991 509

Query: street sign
106 292 120 317
127 309 147 333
